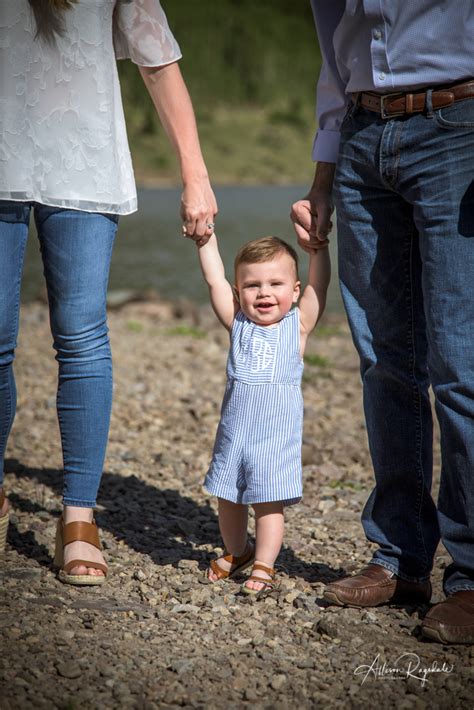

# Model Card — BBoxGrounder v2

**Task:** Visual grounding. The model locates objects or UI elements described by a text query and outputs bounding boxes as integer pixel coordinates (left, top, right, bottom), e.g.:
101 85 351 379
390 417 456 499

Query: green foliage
117 1 321 184
304 353 330 368
313 324 343 338
162 0 319 106
166 325 207 339
126 320 144 332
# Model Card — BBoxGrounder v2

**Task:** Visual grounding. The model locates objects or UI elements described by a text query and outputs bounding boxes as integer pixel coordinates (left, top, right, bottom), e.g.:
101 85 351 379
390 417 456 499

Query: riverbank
1 300 471 709
128 105 317 188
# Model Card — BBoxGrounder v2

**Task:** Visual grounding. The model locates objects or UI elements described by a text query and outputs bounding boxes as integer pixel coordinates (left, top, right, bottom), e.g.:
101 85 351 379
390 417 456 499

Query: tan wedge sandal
208 541 255 581
240 562 277 599
54 516 108 586
0 489 9 553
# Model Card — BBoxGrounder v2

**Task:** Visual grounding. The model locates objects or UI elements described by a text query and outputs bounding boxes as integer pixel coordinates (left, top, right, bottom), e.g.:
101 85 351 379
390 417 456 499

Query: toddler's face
235 253 300 326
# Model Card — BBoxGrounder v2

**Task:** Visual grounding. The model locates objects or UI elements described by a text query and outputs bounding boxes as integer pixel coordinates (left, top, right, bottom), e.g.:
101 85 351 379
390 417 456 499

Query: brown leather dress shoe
421 591 474 644
323 564 432 608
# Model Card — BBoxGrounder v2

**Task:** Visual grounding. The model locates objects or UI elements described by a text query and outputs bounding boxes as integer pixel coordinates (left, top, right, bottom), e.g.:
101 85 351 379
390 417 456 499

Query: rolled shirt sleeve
113 0 182 67
311 0 348 163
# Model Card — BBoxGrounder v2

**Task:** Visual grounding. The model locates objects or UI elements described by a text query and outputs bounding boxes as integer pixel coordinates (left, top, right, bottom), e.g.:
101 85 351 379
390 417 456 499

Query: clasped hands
179 180 334 253
180 179 218 247
290 193 333 253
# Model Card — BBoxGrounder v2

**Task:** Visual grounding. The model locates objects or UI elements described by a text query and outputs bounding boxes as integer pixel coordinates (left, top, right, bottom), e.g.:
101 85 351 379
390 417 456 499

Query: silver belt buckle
380 92 406 119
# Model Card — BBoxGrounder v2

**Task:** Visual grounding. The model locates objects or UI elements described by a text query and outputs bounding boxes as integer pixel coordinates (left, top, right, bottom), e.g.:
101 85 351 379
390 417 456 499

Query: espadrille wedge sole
0 490 9 553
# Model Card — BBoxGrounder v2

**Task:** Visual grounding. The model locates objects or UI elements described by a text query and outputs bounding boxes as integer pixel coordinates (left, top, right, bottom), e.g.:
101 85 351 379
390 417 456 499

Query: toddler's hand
182 224 212 248
291 182 334 253
305 237 330 251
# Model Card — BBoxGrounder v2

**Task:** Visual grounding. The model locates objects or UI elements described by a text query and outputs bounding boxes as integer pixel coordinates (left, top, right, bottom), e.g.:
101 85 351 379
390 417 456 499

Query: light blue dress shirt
311 0 474 162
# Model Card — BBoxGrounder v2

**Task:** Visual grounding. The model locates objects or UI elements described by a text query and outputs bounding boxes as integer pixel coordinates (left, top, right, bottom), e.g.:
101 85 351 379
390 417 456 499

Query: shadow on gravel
6 458 342 582
277 547 344 585
6 519 52 568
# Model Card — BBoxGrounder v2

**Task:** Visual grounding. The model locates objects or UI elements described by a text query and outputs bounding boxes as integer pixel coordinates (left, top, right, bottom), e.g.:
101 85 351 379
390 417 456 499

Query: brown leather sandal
54 516 108 586
0 489 9 553
240 562 277 598
208 541 255 581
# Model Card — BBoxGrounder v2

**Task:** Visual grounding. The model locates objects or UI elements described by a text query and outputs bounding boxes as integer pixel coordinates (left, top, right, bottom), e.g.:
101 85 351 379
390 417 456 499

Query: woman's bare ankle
63 505 94 524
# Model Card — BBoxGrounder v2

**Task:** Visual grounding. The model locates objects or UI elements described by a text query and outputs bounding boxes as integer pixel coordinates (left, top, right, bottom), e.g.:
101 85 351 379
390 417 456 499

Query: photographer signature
354 653 454 688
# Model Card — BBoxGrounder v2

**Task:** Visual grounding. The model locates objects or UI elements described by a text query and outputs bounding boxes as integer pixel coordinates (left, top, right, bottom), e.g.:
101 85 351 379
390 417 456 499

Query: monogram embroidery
250 337 274 372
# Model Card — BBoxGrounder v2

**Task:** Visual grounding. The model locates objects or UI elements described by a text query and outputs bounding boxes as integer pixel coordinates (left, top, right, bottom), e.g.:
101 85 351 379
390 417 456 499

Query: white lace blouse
0 0 181 215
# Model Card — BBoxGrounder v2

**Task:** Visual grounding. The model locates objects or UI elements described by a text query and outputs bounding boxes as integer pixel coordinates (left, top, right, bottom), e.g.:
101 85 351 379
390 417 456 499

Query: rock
170 659 194 675
171 604 200 614
56 663 82 679
296 658 315 670
270 674 287 691
236 638 252 646
316 618 339 639
107 289 137 308
361 610 379 624
244 688 258 701
57 630 75 643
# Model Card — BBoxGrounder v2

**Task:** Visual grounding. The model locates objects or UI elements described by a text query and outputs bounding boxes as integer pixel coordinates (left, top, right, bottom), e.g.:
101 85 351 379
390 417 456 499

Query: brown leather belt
352 79 474 119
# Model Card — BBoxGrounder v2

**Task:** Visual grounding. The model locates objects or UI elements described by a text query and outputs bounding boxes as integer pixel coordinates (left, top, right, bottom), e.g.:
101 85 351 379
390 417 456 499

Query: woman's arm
299 246 331 345
197 234 237 330
139 61 217 244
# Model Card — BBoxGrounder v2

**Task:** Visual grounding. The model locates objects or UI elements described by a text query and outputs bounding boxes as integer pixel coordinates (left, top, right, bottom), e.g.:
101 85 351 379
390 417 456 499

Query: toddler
197 233 330 596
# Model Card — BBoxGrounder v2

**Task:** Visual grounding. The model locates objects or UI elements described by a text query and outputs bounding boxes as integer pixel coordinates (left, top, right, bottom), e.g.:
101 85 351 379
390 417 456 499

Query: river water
22 185 343 312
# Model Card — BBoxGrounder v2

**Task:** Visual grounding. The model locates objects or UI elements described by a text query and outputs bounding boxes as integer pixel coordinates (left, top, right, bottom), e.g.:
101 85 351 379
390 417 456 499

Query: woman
0 0 217 585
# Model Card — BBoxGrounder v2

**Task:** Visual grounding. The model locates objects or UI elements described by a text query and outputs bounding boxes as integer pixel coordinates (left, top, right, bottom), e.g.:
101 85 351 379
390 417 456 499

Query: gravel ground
1 300 472 709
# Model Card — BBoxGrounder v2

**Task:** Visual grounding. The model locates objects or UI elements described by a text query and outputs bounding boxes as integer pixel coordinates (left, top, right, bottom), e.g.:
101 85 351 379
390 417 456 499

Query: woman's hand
181 177 218 247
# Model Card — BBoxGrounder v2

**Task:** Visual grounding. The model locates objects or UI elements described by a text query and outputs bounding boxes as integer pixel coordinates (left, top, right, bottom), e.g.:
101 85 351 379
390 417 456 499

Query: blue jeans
0 202 118 507
335 96 474 595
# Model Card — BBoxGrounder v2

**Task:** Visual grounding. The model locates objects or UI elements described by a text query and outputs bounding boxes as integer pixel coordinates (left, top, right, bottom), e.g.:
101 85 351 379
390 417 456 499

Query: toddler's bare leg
245 501 284 591
207 498 248 581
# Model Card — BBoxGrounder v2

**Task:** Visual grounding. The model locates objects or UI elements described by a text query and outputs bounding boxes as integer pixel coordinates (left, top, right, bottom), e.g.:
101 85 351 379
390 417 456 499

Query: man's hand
291 162 335 252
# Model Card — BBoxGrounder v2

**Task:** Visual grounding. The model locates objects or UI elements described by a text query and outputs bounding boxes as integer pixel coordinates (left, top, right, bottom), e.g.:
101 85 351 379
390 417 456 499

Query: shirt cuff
312 129 341 163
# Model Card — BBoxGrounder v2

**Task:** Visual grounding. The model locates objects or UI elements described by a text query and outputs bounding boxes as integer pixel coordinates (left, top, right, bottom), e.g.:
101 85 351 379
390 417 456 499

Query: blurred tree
118 0 322 183
119 1 319 131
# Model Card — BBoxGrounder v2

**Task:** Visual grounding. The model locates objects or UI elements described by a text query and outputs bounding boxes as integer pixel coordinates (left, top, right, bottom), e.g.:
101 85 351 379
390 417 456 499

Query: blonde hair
234 236 299 281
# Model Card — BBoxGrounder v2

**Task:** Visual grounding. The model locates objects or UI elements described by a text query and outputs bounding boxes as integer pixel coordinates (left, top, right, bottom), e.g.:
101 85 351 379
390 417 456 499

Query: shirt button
378 72 386 80
373 29 382 40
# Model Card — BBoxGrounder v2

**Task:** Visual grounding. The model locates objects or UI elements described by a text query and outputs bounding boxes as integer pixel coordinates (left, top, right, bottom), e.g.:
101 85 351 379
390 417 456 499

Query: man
291 1 474 644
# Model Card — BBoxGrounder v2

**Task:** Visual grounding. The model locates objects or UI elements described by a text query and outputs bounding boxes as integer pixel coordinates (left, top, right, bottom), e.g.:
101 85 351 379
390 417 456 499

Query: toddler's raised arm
197 234 237 330
299 246 331 346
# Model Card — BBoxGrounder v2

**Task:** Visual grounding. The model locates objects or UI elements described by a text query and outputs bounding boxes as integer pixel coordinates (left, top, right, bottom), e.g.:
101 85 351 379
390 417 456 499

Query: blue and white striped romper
204 307 304 506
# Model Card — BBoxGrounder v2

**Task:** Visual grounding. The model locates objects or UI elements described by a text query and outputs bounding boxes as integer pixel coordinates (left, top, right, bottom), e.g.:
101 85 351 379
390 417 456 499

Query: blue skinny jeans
335 95 474 595
0 202 118 508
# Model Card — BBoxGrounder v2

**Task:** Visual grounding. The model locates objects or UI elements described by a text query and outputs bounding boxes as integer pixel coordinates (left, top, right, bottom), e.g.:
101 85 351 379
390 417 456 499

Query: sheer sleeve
113 0 182 67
